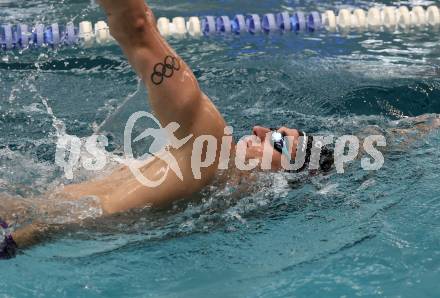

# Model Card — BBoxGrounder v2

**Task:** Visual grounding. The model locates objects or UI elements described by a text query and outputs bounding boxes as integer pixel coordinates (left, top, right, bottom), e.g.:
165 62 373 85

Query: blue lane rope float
1 5 440 51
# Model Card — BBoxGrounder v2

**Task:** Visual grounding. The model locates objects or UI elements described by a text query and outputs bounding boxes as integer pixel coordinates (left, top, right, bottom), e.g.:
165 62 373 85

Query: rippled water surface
1 0 440 297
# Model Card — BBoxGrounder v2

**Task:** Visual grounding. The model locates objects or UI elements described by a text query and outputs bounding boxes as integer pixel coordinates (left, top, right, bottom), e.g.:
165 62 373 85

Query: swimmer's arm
98 0 227 139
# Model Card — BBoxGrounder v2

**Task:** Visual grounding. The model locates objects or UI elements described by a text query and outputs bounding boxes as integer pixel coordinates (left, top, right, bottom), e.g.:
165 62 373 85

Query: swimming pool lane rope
1 5 440 50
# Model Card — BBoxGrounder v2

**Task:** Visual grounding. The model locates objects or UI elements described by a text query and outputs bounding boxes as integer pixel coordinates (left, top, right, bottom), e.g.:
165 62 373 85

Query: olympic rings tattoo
151 55 181 85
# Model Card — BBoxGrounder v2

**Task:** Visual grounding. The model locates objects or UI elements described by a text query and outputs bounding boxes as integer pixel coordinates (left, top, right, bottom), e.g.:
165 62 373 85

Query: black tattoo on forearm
151 55 181 85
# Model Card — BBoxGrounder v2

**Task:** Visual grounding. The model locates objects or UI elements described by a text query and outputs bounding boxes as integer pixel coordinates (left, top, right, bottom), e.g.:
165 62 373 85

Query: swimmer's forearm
99 1 191 87
98 1 212 135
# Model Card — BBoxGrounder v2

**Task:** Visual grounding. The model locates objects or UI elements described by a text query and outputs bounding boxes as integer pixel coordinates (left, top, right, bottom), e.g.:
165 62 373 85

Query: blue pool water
1 0 440 297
